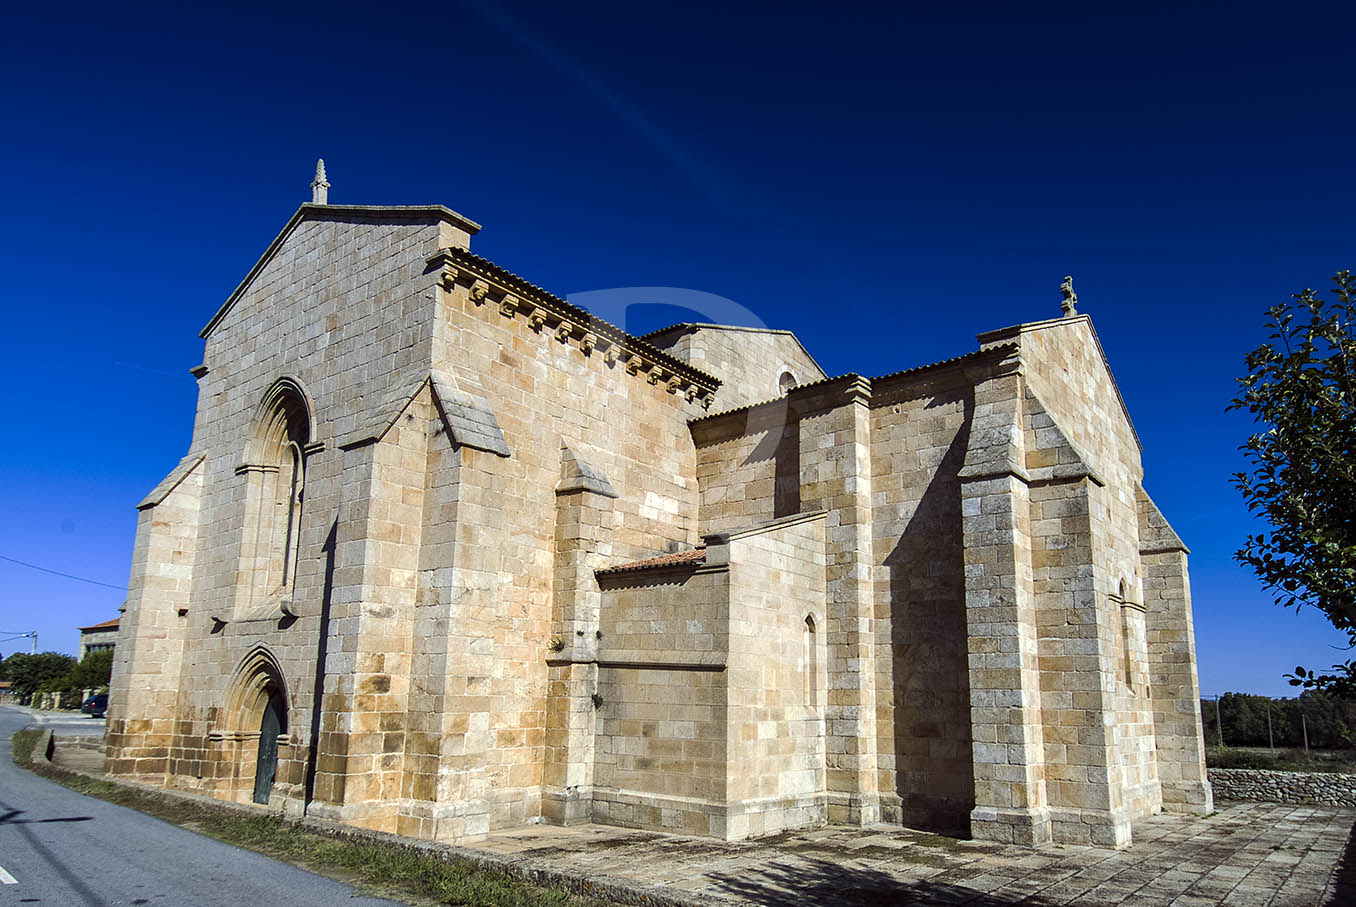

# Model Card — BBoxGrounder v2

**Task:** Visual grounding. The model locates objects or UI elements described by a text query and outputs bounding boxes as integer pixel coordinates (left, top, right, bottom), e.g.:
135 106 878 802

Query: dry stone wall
1208 769 1356 807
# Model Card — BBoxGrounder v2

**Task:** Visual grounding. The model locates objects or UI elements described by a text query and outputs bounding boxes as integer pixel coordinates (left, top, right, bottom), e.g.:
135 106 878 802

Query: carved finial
1060 275 1078 316
310 159 330 205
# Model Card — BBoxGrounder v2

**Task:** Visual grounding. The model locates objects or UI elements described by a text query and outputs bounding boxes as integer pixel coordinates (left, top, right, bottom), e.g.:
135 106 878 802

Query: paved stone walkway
473 802 1355 906
21 728 1356 906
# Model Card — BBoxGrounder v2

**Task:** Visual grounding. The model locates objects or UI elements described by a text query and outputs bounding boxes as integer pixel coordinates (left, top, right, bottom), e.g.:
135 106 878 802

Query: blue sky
1 1 1352 696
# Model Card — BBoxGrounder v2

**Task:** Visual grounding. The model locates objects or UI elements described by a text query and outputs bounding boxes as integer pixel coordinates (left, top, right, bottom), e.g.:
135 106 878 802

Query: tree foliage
68 648 113 691
1202 691 1354 749
1230 271 1356 691
2 652 76 703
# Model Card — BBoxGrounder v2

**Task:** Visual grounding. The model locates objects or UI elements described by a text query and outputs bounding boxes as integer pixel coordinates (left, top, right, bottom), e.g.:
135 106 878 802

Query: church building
108 163 1212 849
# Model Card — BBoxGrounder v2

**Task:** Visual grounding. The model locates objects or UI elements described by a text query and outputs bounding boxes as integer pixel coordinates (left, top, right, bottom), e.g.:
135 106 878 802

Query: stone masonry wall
152 214 449 811
1208 769 1356 807
106 457 202 779
691 401 799 535
724 512 829 839
868 374 974 835
998 317 1160 824
595 565 729 836
427 253 713 832
121 205 715 841
647 324 825 412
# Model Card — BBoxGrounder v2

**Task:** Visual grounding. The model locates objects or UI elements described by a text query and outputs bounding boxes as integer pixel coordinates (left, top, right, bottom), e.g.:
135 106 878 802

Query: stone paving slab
470 802 1356 906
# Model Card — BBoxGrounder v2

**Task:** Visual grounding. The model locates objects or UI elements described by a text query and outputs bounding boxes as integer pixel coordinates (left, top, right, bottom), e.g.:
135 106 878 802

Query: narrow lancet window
804 614 819 711
238 379 311 613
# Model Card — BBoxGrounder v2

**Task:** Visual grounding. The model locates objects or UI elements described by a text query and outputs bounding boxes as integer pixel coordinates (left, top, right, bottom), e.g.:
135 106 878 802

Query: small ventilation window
778 371 798 394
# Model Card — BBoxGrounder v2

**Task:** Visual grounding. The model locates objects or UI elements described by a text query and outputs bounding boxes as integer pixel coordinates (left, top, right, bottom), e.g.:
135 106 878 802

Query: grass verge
10 728 615 907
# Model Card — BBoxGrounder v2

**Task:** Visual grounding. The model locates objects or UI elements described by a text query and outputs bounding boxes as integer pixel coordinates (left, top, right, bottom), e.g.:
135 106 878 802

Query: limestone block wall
958 369 1051 847
143 212 452 809
591 512 829 841
106 455 202 779
723 512 829 838
645 324 826 411
399 420 475 839
983 316 1141 492
1028 475 1135 848
1021 323 1164 826
541 444 618 827
114 204 719 842
307 389 431 832
425 258 713 834
594 565 729 835
692 401 800 534
981 319 1169 840
795 380 880 825
1140 488 1212 814
868 375 974 834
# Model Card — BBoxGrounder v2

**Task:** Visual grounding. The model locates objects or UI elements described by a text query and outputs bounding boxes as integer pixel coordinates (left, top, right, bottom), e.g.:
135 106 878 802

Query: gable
979 314 1143 486
200 203 480 340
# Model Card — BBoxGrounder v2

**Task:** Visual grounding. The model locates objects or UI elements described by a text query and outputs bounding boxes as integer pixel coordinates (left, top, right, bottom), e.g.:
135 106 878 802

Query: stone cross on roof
1060 275 1078 316
310 159 330 205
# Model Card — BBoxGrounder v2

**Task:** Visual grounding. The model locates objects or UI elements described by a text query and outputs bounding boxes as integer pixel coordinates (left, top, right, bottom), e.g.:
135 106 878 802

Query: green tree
3 652 76 704
68 649 113 691
1230 271 1356 692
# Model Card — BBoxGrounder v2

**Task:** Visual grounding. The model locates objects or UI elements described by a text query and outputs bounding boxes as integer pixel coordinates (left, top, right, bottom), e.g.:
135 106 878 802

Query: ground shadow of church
706 856 1054 906
1325 819 1356 905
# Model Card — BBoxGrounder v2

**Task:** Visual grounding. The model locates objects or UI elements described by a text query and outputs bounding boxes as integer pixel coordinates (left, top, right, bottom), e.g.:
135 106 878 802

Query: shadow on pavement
707 857 1053 906
0 808 95 824
1325 820 1356 906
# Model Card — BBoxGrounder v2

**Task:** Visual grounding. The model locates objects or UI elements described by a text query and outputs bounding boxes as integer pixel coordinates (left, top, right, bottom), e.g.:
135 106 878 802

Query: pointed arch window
804 614 819 712
237 379 312 614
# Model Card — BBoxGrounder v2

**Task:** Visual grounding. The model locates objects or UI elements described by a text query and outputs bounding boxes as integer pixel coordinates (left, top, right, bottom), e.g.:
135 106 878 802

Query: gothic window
237 379 311 613
804 614 819 711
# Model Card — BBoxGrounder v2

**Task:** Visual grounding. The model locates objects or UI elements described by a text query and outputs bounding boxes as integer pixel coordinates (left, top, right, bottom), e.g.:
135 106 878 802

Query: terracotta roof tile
596 548 706 575
79 618 120 632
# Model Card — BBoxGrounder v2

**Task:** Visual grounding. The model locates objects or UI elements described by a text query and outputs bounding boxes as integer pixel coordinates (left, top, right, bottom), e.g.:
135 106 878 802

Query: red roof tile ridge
596 547 707 575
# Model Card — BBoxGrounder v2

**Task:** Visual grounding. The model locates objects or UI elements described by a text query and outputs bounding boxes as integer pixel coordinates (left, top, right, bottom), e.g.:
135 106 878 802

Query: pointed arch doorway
218 645 291 806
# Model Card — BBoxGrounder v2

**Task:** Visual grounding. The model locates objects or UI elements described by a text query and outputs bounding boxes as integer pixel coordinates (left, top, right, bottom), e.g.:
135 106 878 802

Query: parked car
81 693 108 718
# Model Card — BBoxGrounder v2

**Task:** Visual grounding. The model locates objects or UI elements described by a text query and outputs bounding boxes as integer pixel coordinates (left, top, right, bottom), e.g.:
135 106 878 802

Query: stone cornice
428 247 721 407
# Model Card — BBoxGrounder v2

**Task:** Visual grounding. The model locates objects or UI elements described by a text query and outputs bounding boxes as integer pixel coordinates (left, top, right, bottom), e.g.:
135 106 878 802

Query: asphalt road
0 706 404 906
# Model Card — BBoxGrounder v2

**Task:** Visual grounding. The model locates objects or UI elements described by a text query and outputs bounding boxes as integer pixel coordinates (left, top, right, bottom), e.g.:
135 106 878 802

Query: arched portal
222 645 290 805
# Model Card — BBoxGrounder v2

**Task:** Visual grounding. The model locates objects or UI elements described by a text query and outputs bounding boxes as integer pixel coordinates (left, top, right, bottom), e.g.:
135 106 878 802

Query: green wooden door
253 690 285 805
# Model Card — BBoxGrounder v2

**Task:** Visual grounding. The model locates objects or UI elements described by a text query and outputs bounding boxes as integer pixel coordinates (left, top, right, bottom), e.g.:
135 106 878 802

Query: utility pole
1302 712 1310 753
1267 704 1274 752
1215 696 1225 747
0 630 37 654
